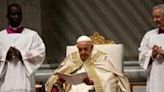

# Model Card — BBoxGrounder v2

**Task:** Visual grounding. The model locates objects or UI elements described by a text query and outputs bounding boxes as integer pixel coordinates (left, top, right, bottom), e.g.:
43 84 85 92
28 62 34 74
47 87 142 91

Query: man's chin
81 58 86 61
156 24 161 28
81 57 87 61
10 21 21 27
10 24 20 27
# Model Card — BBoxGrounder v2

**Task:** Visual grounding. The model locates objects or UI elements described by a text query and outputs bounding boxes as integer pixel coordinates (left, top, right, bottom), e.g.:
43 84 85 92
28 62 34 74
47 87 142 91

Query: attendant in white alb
139 4 164 92
0 3 46 92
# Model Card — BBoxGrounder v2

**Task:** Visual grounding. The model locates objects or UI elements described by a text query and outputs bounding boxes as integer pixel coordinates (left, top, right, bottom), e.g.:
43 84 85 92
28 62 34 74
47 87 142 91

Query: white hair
153 4 164 15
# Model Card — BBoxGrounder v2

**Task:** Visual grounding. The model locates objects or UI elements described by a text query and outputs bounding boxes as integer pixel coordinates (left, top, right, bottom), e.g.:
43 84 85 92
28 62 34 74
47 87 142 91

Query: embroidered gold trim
47 51 105 92
46 54 81 92
71 50 105 92
84 51 104 92
71 52 83 67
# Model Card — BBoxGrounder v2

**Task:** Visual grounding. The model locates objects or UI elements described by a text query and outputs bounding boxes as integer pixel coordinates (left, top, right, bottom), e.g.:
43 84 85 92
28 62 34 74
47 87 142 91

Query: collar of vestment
158 28 164 34
6 25 24 34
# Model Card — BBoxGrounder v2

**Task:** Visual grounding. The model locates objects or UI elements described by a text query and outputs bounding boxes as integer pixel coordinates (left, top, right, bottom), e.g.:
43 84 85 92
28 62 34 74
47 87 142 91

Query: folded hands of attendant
6 47 22 61
152 45 164 59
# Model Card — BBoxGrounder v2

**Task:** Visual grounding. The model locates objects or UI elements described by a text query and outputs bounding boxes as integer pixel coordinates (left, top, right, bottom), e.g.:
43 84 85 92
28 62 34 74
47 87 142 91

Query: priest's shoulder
0 29 6 33
0 29 8 35
22 28 39 35
0 28 39 35
143 28 159 37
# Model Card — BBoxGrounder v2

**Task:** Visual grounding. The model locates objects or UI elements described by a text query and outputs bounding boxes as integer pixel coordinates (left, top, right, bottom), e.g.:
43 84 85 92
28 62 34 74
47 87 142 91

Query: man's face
152 8 164 29
77 41 93 61
7 6 22 27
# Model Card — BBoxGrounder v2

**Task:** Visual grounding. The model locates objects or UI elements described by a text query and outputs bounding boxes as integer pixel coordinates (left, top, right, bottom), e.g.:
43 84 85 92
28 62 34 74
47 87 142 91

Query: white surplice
139 28 164 92
0 28 46 92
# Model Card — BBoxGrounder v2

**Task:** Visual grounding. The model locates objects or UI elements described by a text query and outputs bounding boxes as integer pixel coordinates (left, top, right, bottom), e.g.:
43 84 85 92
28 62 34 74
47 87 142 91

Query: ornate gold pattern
46 51 106 92
46 55 81 92
71 52 83 67
72 51 104 92
84 51 104 92
90 32 115 44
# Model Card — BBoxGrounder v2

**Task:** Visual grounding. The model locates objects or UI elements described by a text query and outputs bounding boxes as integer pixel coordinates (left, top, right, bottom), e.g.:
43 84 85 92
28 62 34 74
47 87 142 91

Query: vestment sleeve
138 33 152 70
20 32 46 76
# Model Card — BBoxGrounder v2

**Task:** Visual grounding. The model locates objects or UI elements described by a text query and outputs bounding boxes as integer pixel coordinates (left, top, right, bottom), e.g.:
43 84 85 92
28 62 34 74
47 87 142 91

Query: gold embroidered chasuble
45 50 130 92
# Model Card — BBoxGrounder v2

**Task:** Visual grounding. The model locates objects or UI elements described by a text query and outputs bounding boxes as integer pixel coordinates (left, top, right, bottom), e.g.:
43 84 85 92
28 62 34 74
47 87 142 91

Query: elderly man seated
45 35 130 92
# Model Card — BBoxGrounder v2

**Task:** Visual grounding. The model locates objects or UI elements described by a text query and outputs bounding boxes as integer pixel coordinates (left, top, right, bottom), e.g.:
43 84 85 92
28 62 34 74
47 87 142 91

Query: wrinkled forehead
152 8 164 17
153 8 162 12
77 41 92 47
8 5 21 13
152 8 161 14
153 6 164 14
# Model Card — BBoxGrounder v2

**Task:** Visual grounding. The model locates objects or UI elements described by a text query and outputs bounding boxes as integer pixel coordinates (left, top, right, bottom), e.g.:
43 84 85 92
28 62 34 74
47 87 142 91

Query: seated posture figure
45 35 129 92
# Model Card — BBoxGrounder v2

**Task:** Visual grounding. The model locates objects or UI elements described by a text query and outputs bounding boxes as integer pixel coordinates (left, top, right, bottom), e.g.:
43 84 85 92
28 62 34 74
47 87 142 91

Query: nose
81 50 85 54
153 17 157 22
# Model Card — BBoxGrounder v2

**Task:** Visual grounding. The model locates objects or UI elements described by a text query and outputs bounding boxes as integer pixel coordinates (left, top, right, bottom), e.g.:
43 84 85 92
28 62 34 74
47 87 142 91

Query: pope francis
45 35 130 92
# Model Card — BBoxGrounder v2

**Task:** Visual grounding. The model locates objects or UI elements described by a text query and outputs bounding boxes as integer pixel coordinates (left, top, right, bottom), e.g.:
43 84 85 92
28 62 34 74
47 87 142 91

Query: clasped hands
152 45 164 59
6 47 22 61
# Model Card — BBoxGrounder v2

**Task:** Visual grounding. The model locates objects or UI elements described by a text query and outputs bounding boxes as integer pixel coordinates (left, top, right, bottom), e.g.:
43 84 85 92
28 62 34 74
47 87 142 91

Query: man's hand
83 77 94 85
57 78 65 85
51 86 59 92
6 47 22 61
152 45 161 58
158 47 164 56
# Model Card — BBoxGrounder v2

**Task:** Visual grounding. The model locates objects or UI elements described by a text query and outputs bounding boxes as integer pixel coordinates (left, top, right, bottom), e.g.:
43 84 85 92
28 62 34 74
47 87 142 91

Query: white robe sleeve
138 33 152 70
0 40 8 79
20 32 46 76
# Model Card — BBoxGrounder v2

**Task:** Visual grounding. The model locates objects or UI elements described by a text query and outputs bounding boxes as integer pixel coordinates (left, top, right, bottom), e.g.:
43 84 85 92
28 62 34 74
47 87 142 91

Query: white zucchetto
76 35 91 43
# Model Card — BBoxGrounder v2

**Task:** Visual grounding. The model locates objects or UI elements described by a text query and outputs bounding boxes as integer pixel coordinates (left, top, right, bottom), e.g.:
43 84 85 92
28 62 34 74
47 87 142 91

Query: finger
153 46 161 51
153 45 159 49
10 46 15 49
154 44 159 47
